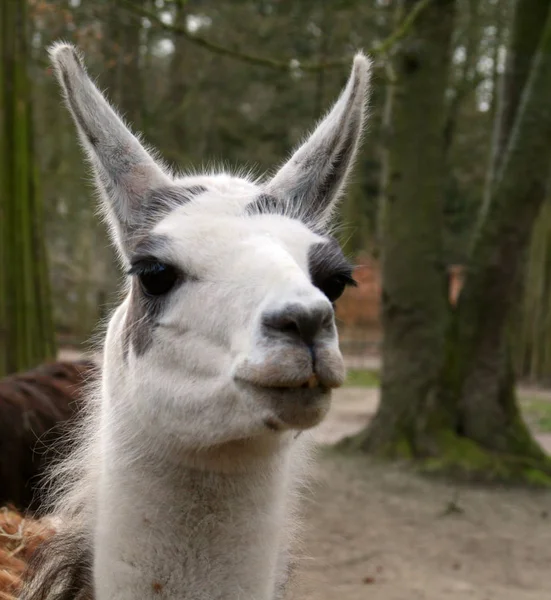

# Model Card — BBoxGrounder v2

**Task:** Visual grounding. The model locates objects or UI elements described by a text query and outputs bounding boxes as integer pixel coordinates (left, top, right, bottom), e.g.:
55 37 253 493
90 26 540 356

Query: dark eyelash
341 271 357 286
332 267 357 288
128 259 183 299
127 258 166 276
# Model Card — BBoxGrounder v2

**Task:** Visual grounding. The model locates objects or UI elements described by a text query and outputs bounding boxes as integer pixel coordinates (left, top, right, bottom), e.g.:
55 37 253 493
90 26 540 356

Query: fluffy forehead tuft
148 203 325 269
164 172 263 218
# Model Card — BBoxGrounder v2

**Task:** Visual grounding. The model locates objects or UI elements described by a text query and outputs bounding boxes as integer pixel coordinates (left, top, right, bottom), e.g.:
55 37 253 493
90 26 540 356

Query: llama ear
265 53 371 230
48 42 171 257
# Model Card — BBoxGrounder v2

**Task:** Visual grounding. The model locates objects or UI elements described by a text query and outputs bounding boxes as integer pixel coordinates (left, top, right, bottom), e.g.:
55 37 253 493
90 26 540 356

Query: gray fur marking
122 279 158 358
122 234 177 358
245 193 283 216
123 186 207 248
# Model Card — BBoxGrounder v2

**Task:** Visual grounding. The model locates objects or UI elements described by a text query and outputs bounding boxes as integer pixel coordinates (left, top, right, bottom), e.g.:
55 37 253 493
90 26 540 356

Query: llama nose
262 303 334 346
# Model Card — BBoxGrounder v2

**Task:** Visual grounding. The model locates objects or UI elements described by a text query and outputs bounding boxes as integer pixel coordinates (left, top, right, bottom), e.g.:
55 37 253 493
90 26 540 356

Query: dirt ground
289 388 551 600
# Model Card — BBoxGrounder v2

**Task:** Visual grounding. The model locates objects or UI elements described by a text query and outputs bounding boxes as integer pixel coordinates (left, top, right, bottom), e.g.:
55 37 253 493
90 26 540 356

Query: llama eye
318 273 357 303
130 262 179 297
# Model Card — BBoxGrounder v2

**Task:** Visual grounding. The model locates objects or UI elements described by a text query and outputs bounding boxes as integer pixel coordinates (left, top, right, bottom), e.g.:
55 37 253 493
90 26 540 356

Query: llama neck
93 416 297 600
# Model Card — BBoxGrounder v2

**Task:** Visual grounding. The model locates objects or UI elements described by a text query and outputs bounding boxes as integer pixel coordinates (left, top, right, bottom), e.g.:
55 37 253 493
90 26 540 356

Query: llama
0 360 97 513
19 42 371 599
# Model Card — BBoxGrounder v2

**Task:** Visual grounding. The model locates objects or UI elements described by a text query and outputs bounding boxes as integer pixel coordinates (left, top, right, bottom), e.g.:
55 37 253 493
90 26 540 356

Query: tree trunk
515 196 551 382
446 0 551 466
344 0 551 481
346 0 456 456
0 0 56 377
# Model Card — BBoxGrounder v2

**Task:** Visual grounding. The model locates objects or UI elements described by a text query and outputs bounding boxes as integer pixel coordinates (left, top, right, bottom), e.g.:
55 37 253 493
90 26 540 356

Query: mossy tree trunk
444 0 551 464
347 0 551 481
350 0 456 455
0 0 56 376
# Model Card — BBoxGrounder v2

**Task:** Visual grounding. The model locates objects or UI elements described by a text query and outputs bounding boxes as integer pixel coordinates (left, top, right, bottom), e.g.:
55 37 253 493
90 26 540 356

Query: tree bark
448 0 551 461
350 0 457 455
0 0 56 376
345 0 551 481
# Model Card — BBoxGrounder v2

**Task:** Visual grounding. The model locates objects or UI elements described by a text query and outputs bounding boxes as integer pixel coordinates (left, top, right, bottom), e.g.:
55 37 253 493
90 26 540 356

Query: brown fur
0 360 98 513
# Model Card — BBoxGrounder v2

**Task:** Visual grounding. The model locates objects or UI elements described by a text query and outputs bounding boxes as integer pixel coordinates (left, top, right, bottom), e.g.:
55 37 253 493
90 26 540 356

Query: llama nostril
262 313 299 337
279 319 301 337
262 303 333 346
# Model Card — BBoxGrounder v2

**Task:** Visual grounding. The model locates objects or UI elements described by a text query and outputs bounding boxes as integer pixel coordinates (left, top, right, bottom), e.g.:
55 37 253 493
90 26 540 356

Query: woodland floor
291 384 551 600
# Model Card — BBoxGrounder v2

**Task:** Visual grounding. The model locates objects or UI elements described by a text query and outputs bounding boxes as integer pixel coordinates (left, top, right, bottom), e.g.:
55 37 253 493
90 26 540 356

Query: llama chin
16 42 372 600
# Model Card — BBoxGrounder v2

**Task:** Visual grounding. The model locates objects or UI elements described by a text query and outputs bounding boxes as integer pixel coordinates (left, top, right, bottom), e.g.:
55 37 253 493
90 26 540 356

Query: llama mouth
235 377 332 431
273 374 323 390
237 374 329 393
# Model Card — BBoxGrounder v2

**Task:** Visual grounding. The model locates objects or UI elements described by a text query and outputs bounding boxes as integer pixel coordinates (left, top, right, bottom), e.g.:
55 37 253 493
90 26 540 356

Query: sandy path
291 453 551 600
288 388 551 599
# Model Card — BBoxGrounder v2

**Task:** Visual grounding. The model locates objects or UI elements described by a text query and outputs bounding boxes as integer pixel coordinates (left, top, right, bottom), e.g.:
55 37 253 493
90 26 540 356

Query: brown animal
0 360 98 513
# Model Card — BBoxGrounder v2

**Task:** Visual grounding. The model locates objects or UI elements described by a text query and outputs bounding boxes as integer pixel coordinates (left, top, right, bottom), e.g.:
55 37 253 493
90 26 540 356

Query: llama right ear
48 42 171 258
264 52 371 230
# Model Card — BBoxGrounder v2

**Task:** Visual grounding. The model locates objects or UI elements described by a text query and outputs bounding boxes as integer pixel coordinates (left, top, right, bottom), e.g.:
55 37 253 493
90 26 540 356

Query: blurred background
2 0 551 598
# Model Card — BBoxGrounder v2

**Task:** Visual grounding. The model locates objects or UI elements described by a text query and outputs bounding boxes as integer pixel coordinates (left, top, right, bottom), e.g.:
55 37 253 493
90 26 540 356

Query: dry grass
0 508 56 600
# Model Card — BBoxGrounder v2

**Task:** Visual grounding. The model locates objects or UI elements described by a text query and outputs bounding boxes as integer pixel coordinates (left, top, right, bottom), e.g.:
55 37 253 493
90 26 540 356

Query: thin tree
344 0 457 455
0 0 56 376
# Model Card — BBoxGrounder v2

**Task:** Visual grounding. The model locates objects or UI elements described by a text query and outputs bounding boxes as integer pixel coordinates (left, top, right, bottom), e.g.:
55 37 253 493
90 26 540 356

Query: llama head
49 43 371 457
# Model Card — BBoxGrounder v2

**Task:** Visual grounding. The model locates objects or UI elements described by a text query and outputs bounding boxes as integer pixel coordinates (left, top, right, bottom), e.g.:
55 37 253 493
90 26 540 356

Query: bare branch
116 0 434 73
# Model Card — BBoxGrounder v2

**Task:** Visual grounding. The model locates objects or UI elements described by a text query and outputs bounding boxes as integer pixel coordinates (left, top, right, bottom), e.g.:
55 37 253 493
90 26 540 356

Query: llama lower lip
236 378 329 393
266 385 331 430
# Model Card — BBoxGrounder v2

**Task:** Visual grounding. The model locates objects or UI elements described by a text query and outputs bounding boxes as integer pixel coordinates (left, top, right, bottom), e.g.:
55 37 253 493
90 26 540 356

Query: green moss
418 430 551 486
393 437 414 459
344 368 380 388
523 468 551 486
335 426 551 487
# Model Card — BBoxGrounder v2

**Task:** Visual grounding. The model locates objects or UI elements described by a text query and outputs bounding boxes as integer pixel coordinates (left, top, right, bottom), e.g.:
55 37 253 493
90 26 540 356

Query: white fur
33 42 372 600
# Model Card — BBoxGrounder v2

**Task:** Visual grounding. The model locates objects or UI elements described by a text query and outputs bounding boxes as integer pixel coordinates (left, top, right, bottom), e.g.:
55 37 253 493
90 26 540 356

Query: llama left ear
265 52 371 229
48 42 172 260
